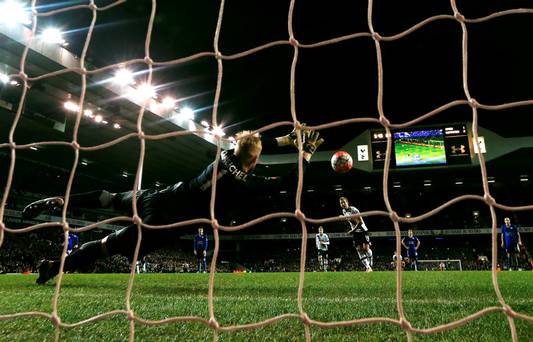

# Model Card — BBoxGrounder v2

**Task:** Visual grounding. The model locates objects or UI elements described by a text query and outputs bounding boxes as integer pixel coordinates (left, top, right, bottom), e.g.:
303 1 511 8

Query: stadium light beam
0 1 31 27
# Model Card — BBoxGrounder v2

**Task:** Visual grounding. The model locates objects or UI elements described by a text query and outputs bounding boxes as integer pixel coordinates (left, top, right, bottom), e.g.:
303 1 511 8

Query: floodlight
136 83 156 100
0 1 31 27
113 68 134 86
41 27 65 45
212 126 225 137
162 96 176 109
180 107 194 120
94 114 103 123
113 123 121 129
63 101 79 112
0 72 9 84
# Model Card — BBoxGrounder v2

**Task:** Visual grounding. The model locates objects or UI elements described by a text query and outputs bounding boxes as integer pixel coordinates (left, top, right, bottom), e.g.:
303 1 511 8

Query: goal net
417 259 463 272
0 0 532 341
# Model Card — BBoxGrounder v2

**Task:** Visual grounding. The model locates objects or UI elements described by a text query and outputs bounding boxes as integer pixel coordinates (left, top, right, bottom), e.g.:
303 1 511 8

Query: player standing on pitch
64 232 79 256
315 226 330 272
193 227 208 273
500 217 522 270
401 229 420 271
23 128 323 284
339 197 373 272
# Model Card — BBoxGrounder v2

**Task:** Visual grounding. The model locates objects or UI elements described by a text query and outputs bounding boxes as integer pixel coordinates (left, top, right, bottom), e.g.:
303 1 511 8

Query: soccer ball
331 151 353 173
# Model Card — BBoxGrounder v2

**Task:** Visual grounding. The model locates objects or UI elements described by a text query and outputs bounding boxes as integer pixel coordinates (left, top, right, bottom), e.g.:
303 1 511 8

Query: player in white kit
315 226 330 272
339 197 373 272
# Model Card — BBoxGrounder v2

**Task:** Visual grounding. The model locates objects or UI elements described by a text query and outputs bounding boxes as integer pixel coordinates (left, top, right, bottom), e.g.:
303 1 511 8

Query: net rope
0 0 532 341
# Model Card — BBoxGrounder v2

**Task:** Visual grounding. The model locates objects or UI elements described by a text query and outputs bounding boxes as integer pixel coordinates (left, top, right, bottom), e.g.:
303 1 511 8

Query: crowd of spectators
1 172 531 274
1 231 530 274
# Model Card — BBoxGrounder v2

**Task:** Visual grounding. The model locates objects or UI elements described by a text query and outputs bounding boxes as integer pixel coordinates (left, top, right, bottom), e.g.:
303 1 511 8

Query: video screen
393 129 447 166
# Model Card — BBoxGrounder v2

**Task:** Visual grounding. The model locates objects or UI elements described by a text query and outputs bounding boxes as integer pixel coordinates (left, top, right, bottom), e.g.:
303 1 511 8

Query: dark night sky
33 0 533 149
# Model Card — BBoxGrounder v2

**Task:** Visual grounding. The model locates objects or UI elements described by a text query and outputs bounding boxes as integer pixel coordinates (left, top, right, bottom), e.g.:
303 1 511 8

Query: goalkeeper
23 128 323 284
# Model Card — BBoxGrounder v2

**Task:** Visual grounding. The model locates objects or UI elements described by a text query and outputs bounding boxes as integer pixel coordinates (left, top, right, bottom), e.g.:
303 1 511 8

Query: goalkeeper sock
69 190 113 208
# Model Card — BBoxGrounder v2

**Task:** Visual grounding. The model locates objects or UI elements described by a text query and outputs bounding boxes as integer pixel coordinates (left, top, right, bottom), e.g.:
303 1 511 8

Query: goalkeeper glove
276 123 308 148
303 130 324 162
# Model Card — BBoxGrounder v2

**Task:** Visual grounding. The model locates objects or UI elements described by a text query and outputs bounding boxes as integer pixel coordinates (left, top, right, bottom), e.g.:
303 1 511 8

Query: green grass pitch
395 142 446 166
0 272 531 341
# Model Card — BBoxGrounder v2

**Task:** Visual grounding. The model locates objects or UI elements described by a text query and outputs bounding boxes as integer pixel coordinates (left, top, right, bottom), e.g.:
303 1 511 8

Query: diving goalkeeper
23 128 323 284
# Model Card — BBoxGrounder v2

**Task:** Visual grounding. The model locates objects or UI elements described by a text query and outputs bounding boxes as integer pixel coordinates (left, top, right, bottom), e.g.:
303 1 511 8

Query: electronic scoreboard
371 123 471 169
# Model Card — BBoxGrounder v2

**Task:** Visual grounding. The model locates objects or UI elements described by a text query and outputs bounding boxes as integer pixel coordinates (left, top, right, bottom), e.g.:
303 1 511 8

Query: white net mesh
1 0 533 341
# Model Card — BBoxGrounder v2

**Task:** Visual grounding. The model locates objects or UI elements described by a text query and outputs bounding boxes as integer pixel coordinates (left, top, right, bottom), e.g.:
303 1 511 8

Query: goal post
417 259 463 271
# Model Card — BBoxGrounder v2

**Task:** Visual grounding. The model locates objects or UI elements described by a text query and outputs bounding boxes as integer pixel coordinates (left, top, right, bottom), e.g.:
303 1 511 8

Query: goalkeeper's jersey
316 233 330 251
153 137 308 224
342 206 368 232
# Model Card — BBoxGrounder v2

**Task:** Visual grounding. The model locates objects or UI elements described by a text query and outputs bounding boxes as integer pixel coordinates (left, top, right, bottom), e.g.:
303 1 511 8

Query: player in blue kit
401 229 420 271
500 217 522 270
65 232 79 256
193 227 208 273
23 128 323 284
